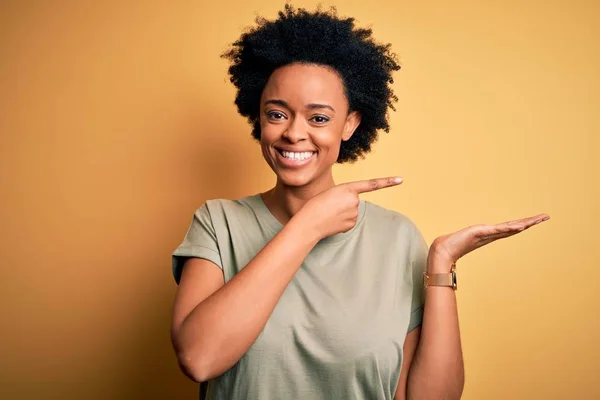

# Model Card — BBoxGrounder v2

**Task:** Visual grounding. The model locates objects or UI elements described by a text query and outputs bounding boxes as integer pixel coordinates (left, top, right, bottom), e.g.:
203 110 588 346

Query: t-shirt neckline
246 193 367 245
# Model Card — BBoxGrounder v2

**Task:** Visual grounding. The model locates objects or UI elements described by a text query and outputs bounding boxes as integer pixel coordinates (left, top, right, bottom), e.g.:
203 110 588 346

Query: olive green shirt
172 194 428 399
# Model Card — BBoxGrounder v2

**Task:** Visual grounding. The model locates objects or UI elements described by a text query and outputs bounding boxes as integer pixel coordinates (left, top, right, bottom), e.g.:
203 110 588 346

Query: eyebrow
264 99 335 112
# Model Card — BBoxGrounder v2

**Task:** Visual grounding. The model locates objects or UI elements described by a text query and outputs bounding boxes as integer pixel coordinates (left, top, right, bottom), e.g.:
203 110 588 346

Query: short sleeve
407 226 429 333
172 203 223 285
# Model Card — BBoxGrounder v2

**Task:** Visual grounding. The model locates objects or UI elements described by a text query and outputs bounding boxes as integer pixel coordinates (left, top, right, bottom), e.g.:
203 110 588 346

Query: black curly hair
222 4 400 163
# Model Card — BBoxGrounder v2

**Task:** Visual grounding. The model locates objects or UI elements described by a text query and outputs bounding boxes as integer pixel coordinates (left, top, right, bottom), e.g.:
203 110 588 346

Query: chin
277 171 314 188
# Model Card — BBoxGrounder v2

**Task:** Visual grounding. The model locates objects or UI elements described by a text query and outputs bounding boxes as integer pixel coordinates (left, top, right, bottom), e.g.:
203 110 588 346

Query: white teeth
281 151 314 160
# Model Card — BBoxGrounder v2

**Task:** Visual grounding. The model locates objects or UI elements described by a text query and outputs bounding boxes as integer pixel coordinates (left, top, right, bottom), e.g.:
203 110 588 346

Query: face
259 63 361 188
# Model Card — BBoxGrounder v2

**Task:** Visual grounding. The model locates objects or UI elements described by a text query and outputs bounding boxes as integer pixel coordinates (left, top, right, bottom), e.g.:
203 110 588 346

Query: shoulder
192 195 260 222
363 201 423 238
361 202 429 270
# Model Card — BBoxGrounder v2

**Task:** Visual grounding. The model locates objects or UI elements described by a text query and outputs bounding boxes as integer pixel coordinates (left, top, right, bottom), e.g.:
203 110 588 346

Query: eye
310 115 330 124
266 111 287 120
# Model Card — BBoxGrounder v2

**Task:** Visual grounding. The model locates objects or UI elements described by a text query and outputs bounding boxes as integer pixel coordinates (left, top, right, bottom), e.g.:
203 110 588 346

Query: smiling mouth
276 149 316 161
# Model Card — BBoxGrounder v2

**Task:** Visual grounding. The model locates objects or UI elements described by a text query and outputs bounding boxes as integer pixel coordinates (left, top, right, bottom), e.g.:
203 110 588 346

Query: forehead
261 63 348 107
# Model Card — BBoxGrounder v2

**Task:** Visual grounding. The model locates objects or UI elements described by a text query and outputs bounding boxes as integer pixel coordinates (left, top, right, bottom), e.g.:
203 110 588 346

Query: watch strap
423 263 457 290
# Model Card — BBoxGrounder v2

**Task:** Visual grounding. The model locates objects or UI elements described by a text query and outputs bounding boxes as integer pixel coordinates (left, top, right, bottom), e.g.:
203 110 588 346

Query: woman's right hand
297 177 403 240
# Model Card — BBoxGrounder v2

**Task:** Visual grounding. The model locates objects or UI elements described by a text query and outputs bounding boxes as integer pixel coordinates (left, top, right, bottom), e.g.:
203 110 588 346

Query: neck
262 172 335 225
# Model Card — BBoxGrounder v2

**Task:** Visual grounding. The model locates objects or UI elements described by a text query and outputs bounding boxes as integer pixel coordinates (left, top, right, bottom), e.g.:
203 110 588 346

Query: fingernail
393 177 403 184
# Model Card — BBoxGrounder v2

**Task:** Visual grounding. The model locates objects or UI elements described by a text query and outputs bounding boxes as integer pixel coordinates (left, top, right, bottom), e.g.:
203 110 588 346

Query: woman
171 5 549 399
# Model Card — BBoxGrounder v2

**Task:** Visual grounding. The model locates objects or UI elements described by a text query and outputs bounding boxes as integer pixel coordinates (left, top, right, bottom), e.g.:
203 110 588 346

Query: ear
342 111 362 141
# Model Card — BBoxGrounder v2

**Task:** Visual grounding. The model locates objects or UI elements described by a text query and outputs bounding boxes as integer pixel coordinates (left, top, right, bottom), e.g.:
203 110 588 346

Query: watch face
452 270 458 290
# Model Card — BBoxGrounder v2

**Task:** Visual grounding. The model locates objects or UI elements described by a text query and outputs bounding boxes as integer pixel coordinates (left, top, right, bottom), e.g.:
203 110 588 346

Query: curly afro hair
221 4 400 163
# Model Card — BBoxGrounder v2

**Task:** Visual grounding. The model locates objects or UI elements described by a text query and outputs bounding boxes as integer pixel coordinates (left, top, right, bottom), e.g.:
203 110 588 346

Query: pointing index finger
345 177 403 194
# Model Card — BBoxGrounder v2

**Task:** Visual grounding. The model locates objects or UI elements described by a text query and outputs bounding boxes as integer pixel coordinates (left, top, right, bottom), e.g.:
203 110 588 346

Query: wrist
427 253 455 274
288 211 322 245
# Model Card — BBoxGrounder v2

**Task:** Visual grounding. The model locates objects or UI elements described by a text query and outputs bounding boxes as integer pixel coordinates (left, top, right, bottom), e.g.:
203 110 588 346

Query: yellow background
1 1 598 399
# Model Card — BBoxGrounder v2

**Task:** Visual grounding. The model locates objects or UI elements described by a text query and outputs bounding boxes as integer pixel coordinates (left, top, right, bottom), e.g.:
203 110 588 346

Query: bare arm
171 216 318 382
394 327 421 400
404 214 549 398
406 250 465 400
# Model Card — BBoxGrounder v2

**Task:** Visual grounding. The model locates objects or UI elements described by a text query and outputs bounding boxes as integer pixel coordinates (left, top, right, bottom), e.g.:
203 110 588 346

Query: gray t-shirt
172 194 428 400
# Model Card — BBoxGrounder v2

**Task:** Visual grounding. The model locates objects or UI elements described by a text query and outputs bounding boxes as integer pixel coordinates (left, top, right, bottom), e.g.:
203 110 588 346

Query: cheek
324 143 342 164
313 129 344 158
259 123 278 165
259 120 280 145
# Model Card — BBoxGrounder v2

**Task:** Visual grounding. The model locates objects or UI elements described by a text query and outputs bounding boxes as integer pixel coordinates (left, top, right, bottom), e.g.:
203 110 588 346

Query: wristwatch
423 263 457 290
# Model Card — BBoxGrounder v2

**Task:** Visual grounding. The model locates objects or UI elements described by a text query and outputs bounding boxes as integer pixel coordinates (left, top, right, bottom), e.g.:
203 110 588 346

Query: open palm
430 213 550 267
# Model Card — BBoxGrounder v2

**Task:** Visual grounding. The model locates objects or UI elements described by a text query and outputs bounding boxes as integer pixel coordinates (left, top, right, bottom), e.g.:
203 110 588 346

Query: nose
282 117 307 143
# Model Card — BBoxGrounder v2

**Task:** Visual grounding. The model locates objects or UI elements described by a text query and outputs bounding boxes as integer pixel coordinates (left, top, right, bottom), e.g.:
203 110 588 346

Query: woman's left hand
428 213 550 272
